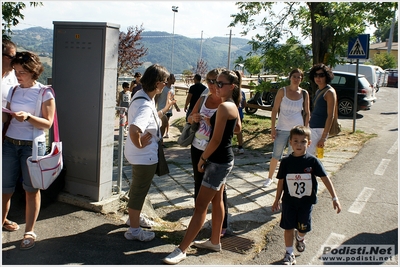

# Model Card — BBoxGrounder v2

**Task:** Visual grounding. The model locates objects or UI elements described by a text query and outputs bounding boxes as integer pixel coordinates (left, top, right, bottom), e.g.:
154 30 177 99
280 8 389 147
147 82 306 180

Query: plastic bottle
317 147 324 159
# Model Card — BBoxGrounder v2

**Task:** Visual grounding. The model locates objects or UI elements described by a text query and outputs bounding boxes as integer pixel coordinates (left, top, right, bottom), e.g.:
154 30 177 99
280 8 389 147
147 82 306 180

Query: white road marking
387 139 398 155
348 187 375 214
310 232 346 265
374 159 391 176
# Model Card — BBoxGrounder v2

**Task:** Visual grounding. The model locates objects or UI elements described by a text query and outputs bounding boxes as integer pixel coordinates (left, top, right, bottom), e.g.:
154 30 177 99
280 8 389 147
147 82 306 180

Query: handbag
177 122 199 147
26 87 63 190
313 86 341 137
177 96 205 147
153 111 169 176
329 102 342 136
156 139 169 176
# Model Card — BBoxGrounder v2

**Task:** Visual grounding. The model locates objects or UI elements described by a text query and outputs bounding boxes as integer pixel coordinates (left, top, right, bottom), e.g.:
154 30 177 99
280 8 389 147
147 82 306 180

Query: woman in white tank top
263 68 310 187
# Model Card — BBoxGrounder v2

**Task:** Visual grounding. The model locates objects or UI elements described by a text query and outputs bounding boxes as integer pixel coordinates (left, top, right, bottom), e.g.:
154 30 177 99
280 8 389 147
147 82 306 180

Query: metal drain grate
221 235 255 254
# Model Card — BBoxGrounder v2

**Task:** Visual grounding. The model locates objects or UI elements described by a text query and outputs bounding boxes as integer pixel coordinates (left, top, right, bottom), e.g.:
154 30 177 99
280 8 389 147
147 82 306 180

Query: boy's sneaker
263 178 273 187
283 252 296 265
126 214 158 229
295 232 306 252
124 228 155 242
163 247 186 265
193 239 221 252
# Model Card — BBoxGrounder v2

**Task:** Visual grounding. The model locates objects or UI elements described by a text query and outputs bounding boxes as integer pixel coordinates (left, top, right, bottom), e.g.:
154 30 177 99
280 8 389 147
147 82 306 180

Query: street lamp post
171 6 178 73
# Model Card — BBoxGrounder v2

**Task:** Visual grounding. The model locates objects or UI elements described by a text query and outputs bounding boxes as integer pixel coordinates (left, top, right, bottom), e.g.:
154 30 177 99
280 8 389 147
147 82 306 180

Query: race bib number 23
286 173 312 198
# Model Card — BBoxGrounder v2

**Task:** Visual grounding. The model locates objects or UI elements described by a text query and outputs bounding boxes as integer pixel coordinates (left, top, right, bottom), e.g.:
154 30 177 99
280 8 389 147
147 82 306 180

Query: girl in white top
264 68 310 187
2 51 55 250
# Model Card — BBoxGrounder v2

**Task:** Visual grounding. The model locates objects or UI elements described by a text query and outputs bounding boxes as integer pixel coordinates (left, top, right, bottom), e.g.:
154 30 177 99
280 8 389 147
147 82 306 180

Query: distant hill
10 27 253 74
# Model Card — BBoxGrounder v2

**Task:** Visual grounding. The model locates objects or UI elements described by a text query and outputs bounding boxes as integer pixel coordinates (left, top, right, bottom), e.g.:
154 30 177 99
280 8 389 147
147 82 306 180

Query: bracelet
201 156 208 162
332 197 338 201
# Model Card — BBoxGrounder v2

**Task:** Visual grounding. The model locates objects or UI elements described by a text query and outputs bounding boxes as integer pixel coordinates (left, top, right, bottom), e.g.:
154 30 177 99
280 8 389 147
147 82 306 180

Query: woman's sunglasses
314 73 326 78
216 81 232 88
206 79 216 84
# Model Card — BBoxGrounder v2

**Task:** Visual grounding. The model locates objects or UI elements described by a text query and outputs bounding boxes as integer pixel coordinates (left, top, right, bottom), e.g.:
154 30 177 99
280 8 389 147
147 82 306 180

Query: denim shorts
202 160 234 191
271 129 292 160
2 140 46 193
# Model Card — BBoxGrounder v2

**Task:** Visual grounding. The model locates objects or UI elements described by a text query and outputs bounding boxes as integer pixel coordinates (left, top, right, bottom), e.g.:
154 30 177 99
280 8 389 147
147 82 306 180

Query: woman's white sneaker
124 228 155 242
163 247 186 265
263 178 273 187
125 214 158 229
193 239 221 252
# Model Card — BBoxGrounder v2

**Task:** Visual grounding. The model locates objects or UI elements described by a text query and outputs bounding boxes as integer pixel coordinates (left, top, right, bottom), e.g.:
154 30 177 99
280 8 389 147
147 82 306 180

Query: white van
333 63 382 92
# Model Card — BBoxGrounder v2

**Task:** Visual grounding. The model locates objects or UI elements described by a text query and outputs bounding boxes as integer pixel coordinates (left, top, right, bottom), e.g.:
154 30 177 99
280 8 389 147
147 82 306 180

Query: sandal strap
24 231 37 239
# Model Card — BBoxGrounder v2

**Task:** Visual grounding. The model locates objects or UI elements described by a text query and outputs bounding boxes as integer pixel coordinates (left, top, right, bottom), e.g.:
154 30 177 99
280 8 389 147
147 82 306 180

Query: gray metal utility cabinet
52 22 120 202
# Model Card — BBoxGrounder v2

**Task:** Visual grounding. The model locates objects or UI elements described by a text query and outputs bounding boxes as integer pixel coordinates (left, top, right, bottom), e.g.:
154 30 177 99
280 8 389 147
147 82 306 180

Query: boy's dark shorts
279 201 313 233
165 112 173 118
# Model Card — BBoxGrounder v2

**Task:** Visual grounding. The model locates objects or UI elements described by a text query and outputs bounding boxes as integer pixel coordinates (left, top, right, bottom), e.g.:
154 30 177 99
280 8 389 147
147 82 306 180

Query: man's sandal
20 232 37 250
3 220 20 232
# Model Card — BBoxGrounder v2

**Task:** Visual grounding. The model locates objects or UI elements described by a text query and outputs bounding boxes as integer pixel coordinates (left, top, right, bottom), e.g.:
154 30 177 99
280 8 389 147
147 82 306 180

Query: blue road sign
348 34 370 59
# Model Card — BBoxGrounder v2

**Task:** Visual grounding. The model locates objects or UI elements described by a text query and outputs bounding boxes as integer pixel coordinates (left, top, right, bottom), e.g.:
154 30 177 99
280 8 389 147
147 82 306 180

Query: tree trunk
308 2 335 65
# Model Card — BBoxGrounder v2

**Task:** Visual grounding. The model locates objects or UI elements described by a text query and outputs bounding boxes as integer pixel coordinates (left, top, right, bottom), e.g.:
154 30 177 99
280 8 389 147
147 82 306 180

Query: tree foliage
374 20 398 43
244 55 263 75
262 36 312 76
371 52 397 69
2 2 43 39
118 25 148 77
230 2 398 67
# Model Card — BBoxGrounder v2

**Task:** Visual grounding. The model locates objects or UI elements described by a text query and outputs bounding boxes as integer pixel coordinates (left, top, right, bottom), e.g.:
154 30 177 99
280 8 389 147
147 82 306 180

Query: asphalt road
245 86 399 265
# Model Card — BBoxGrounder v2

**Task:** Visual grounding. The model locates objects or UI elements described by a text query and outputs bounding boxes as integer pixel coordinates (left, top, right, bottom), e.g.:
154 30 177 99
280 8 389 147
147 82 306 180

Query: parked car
333 63 382 93
385 69 398 87
331 71 376 116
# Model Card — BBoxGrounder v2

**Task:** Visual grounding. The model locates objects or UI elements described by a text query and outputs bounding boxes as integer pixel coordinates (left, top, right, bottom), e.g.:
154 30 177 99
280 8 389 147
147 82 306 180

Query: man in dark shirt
184 74 207 121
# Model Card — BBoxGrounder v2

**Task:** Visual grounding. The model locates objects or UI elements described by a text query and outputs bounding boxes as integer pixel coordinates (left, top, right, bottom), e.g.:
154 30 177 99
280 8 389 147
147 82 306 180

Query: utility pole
199 30 203 62
226 29 234 69
171 6 178 73
387 9 397 54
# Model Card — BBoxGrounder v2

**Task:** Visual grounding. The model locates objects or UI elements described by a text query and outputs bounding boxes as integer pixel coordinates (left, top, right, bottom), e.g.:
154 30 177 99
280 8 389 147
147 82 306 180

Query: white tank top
276 87 304 131
192 95 217 151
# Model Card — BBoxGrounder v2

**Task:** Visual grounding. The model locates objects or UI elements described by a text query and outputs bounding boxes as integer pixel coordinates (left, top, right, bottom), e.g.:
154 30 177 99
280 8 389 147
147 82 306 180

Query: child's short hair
122 82 129 89
290 125 311 140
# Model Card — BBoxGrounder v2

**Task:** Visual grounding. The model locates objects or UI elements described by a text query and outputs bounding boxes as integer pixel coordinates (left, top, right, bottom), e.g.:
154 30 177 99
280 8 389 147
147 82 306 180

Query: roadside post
347 34 370 132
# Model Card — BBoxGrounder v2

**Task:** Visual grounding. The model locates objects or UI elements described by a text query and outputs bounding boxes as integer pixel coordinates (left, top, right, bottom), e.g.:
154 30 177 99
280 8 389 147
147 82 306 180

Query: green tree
244 55 263 76
230 2 397 66
371 52 397 69
2 2 43 39
374 20 398 43
262 36 312 76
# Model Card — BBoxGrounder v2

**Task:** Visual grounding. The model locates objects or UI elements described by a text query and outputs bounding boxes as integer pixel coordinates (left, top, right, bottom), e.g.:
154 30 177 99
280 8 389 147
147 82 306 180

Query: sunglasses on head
216 81 232 88
15 52 37 63
314 73 326 78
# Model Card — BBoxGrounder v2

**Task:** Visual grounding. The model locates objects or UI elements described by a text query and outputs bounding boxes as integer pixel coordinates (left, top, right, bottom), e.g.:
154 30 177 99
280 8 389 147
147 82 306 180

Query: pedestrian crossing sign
348 34 370 59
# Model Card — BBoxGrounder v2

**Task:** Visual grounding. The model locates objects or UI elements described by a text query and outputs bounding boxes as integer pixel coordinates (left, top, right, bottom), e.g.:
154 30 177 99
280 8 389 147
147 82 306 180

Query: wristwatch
25 113 31 121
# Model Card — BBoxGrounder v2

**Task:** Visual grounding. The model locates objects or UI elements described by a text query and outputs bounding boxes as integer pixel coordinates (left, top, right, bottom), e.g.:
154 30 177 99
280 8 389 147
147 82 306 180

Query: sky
13 1 309 42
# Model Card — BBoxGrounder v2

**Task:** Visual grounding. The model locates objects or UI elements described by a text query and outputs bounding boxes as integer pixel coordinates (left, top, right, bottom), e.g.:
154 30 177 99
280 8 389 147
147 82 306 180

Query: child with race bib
271 125 341 265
